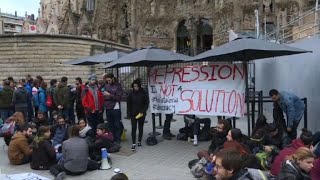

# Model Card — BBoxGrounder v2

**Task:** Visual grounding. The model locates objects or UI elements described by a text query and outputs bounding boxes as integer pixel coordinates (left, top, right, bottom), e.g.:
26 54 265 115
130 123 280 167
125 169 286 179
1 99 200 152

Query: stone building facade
37 0 315 54
0 34 131 82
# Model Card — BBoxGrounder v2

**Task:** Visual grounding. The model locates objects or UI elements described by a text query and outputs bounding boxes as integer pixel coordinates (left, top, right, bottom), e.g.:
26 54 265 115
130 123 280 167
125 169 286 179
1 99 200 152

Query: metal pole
255 9 259 39
244 62 251 135
315 0 319 35
303 98 308 129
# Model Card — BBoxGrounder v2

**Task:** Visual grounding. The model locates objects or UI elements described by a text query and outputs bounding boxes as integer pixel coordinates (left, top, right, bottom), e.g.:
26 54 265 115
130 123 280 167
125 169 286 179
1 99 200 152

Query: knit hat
88 74 97 81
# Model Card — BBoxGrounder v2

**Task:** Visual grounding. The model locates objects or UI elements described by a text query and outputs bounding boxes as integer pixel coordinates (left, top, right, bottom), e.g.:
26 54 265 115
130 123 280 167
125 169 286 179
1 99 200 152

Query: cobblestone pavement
0 103 265 180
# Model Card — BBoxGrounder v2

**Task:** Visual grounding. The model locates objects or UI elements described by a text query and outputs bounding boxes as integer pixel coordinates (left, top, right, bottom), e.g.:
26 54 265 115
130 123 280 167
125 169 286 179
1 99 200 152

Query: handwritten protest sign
148 64 246 117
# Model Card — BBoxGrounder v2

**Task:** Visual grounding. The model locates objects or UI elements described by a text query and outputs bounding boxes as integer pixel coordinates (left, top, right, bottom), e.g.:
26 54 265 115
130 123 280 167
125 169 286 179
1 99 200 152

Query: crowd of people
189 90 320 180
1 73 320 180
0 73 135 180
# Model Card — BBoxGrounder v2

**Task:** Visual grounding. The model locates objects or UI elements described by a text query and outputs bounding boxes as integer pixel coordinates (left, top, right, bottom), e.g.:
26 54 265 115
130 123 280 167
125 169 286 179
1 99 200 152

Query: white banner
148 63 246 117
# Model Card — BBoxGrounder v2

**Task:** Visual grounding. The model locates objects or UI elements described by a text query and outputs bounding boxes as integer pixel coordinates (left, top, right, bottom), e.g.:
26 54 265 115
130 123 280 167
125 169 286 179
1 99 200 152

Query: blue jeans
0 109 13 120
106 109 121 144
87 112 99 132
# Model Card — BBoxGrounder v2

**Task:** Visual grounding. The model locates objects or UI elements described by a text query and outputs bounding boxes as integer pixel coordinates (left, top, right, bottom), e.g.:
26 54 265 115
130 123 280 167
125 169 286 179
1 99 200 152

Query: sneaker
131 144 136 151
162 134 172 140
138 142 142 147
193 140 198 146
55 171 66 180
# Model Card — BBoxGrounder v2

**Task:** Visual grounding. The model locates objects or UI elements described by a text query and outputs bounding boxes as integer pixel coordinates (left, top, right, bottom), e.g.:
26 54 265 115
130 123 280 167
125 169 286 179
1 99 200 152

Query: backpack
0 118 15 137
146 136 158 146
190 157 208 178
33 91 40 107
256 151 273 170
46 94 53 108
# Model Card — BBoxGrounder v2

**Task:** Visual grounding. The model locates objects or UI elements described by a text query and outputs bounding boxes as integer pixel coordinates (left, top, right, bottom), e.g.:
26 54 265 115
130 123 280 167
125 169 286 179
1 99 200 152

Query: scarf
79 125 92 138
31 135 47 149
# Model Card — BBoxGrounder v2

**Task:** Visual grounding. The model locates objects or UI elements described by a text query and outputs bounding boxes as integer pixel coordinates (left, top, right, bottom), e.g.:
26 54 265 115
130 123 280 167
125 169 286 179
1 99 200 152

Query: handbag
0 118 15 137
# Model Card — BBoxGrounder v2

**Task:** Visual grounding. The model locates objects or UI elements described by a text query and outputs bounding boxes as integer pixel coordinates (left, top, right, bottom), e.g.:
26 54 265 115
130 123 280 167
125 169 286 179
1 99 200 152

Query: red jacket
270 139 306 176
82 86 104 113
311 158 320 180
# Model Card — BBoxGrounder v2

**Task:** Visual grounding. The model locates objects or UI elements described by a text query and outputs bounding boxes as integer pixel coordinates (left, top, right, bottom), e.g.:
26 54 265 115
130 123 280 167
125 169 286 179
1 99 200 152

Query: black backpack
146 136 158 146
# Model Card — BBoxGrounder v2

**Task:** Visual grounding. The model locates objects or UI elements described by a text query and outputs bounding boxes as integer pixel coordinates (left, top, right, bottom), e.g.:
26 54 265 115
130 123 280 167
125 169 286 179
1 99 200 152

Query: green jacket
0 86 14 109
53 82 69 109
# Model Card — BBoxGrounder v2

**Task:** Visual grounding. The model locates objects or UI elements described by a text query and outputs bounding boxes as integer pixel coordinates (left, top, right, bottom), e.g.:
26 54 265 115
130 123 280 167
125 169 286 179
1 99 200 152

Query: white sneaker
193 140 198 146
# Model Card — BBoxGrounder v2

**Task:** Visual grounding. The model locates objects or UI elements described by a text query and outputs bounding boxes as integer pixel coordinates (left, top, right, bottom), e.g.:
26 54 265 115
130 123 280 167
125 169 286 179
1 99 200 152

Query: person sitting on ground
51 115 70 147
213 149 268 180
33 111 49 130
270 128 313 176
277 147 315 180
7 124 33 165
30 125 56 170
264 123 291 154
251 115 268 137
90 123 120 161
197 119 231 161
78 118 95 146
224 128 251 153
50 125 101 180
110 173 129 180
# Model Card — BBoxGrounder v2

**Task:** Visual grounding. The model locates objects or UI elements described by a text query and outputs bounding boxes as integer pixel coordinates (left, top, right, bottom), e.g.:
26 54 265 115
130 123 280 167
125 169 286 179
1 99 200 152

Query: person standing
82 74 104 131
127 79 149 151
12 80 30 119
54 77 69 120
269 89 305 140
38 82 48 118
0 80 14 120
47 79 58 124
103 73 123 145
162 114 176 140
75 77 85 121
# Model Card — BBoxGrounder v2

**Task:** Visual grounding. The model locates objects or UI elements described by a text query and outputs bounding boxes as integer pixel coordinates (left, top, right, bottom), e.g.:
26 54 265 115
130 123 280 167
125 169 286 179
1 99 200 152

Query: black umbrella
186 38 312 135
101 46 191 68
63 50 128 65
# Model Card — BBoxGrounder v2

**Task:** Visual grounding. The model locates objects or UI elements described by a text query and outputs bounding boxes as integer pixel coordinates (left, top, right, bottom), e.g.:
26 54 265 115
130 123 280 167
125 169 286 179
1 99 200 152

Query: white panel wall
255 36 320 132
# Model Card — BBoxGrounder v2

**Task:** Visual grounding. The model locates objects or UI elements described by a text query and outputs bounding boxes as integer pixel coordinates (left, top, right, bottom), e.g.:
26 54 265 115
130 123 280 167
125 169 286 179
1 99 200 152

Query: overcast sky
0 0 40 17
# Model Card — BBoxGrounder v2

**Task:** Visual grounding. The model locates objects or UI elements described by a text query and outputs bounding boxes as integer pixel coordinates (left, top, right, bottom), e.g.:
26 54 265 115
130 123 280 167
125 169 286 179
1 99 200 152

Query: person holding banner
269 89 305 141
127 79 149 151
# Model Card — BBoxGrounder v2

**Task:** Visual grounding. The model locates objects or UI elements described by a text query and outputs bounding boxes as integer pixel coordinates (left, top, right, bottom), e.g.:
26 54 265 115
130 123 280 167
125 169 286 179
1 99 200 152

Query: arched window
176 20 191 55
87 0 95 11
197 18 213 52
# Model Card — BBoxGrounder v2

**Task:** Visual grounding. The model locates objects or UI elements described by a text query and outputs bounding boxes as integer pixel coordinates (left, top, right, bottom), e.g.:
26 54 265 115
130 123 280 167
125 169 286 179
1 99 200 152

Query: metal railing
265 4 320 43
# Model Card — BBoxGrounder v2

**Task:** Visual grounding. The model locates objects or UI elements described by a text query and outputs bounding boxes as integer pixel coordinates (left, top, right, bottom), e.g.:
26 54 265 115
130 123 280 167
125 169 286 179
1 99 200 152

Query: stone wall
0 34 131 82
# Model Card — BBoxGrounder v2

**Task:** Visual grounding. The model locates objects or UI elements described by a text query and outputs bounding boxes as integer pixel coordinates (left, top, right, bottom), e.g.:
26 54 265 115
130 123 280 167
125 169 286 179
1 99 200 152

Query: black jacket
208 129 227 154
12 87 29 108
0 85 14 109
30 139 56 170
127 89 149 119
277 160 311 180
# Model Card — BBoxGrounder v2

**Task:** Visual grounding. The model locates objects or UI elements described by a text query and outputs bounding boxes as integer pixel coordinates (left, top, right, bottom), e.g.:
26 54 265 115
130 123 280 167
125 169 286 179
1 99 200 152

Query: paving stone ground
0 102 271 180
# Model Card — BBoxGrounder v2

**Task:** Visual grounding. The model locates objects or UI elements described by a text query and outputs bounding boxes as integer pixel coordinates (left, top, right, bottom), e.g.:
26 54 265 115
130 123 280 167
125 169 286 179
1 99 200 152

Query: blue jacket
38 87 48 112
279 91 305 128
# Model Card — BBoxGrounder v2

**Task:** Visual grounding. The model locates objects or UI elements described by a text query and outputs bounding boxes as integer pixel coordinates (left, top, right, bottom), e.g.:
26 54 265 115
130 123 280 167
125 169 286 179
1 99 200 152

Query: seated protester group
184 115 211 146
277 147 315 180
90 123 120 161
30 126 56 170
270 128 313 176
50 125 101 180
7 124 33 165
51 115 70 147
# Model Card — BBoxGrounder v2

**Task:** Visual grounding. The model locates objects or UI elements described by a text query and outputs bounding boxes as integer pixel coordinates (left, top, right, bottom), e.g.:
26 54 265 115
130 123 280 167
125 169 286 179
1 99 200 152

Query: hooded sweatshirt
277 160 311 180
270 138 306 176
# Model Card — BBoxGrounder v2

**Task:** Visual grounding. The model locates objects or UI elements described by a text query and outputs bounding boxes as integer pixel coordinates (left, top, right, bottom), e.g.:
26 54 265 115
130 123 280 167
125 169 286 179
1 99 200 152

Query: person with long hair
277 147 315 180
127 79 149 151
30 126 56 170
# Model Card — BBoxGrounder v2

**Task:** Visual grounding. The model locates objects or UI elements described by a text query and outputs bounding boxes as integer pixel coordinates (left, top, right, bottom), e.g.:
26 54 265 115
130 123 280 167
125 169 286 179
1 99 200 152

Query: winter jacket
104 82 123 109
230 168 269 180
47 86 56 109
0 85 14 109
51 124 70 145
127 88 149 119
30 139 56 170
95 132 114 151
208 130 227 154
62 137 89 173
8 132 32 165
82 85 104 113
277 160 311 180
76 84 85 109
279 91 305 128
270 138 306 176
38 87 48 112
53 82 69 109
310 158 320 180
12 87 29 109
